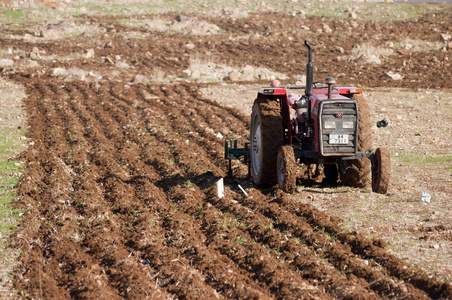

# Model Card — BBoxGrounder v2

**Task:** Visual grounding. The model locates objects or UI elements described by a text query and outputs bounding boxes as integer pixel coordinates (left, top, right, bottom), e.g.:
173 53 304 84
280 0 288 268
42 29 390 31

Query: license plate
329 134 349 144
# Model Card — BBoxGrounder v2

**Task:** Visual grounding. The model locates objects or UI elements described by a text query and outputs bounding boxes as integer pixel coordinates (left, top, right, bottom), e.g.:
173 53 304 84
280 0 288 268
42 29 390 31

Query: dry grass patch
118 17 221 35
0 78 28 299
341 39 446 65
394 38 446 52
183 53 288 83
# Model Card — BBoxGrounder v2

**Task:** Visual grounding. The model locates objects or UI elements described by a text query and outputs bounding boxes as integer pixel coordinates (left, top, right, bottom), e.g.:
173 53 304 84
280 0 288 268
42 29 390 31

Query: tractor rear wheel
250 96 283 186
277 146 296 193
372 147 391 194
340 94 372 188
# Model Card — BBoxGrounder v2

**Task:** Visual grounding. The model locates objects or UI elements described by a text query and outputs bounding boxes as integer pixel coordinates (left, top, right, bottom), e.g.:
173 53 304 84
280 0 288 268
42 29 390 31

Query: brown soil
0 8 451 299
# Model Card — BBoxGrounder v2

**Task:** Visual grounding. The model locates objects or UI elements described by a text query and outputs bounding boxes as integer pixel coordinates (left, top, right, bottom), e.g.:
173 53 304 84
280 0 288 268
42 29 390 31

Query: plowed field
1 3 451 299
11 79 451 299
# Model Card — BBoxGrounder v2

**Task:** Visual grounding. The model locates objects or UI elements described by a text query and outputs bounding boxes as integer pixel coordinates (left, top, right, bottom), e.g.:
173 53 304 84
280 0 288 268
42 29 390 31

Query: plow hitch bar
224 139 250 177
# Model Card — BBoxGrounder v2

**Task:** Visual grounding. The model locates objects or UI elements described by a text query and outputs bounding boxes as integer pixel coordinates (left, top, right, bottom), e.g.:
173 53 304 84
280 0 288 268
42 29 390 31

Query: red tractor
226 41 390 194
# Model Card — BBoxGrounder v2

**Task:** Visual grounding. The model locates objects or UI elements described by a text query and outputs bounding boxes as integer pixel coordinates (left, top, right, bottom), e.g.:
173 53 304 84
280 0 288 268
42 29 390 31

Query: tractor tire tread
340 94 372 187
251 96 283 186
372 147 391 194
277 145 296 193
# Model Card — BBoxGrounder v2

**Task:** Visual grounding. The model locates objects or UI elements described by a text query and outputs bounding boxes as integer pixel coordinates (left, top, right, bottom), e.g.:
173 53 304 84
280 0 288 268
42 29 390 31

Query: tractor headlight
324 121 336 130
342 122 354 129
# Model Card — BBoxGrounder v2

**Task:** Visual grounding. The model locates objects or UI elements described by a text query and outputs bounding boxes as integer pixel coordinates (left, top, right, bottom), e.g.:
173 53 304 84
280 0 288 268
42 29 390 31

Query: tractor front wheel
277 146 296 193
372 147 391 194
340 94 373 188
250 96 283 186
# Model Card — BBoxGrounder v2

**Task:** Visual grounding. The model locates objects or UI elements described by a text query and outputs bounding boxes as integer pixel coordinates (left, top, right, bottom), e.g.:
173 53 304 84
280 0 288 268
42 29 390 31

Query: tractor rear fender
258 87 288 96
257 89 292 144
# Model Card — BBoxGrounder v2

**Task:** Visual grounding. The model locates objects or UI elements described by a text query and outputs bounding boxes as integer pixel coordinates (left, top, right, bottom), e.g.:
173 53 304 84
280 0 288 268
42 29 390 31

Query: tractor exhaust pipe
305 40 313 122
305 40 313 98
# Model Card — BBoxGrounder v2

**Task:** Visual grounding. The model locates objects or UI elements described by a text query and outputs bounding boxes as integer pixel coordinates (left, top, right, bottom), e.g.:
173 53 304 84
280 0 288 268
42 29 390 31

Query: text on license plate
329 134 349 144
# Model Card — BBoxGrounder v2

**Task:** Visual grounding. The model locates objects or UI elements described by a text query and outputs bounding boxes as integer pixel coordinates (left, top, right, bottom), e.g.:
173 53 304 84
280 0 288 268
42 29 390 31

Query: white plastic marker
217 178 224 198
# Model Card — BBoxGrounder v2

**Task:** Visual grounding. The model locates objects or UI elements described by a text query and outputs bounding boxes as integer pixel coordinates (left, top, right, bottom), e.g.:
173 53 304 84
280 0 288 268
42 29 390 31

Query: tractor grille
319 101 358 156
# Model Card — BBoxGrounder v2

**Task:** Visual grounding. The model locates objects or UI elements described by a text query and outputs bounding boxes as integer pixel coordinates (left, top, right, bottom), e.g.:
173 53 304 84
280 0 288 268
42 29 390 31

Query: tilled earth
1 8 452 299
11 78 451 299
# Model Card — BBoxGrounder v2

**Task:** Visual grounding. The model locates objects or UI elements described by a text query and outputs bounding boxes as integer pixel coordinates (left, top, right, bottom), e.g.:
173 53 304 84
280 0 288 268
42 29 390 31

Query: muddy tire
277 146 296 193
250 96 283 186
340 94 372 188
372 147 391 194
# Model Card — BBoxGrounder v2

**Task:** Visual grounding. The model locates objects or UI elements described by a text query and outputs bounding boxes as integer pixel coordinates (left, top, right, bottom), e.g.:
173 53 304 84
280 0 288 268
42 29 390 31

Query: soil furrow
273 194 452 299
203 188 383 299
8 23 451 296
239 189 436 299
53 82 272 298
